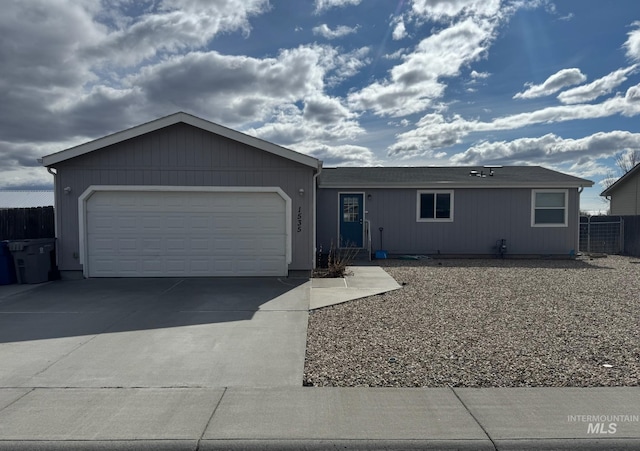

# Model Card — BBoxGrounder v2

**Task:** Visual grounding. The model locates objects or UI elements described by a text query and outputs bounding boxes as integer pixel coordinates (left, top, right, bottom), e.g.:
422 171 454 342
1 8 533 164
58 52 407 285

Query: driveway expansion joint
0 388 34 415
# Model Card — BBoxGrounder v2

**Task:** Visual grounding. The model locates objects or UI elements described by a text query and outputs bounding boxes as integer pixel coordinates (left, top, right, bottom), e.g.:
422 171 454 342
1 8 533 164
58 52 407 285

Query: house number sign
297 207 302 232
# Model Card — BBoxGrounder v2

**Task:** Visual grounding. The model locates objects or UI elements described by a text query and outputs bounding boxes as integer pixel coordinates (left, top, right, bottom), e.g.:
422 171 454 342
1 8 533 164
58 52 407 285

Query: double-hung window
531 189 568 227
417 190 454 222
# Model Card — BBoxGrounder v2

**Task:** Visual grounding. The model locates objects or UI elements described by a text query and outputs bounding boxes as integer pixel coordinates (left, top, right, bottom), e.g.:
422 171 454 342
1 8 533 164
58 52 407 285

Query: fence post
587 216 591 254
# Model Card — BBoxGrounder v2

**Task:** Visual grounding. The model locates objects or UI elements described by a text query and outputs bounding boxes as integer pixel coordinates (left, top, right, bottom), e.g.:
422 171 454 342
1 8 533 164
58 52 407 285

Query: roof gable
41 112 320 169
601 162 640 196
318 166 593 188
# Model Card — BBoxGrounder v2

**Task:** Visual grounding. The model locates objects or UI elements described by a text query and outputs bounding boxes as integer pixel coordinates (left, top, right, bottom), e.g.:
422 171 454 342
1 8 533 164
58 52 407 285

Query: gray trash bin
8 238 56 284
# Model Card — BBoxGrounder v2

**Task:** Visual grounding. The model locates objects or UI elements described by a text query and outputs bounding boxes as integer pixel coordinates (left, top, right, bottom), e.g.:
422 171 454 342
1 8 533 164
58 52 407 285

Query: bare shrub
314 241 359 278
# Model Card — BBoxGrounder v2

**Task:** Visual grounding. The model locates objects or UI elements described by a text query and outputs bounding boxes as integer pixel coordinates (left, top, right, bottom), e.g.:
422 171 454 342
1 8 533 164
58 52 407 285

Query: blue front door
339 193 364 248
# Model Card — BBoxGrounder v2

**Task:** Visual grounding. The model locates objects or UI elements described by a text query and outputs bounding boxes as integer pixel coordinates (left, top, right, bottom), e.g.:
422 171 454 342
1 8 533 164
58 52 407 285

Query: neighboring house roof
318 166 594 188
600 162 640 196
41 112 321 170
0 191 54 209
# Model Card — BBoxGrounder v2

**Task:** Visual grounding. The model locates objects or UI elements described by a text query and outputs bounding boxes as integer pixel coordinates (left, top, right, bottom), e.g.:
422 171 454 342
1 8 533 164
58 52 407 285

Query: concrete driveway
0 277 309 388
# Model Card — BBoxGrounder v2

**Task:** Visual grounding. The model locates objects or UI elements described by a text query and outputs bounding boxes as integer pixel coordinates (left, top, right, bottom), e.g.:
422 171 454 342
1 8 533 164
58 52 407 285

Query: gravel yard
304 256 640 387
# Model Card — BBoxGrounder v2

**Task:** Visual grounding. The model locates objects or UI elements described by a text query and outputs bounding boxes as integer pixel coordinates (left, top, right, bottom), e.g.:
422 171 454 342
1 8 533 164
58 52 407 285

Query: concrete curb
1 387 639 450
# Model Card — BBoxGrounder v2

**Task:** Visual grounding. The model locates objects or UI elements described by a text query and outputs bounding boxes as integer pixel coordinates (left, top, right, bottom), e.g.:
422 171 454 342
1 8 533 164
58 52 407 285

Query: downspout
604 192 611 214
47 167 57 238
46 166 59 266
312 162 323 270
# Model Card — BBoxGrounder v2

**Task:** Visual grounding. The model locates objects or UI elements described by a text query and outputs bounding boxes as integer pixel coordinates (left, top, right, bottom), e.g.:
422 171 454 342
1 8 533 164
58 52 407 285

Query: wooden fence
0 207 55 240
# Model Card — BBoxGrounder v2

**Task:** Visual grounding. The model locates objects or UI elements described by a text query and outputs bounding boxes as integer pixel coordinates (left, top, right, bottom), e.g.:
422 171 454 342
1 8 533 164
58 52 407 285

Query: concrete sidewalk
0 387 638 450
310 265 401 309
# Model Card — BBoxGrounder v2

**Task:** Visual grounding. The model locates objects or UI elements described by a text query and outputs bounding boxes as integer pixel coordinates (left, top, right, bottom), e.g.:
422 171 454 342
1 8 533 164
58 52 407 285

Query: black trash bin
8 238 56 284
0 241 17 285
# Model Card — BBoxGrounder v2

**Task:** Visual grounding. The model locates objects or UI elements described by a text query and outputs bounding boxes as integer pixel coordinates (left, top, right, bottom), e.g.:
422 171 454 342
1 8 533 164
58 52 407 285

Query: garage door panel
213 215 235 229
187 259 212 274
116 238 138 252
165 216 185 230
86 190 288 277
141 238 163 253
190 216 210 230
213 238 234 251
166 259 187 272
91 236 115 250
166 237 186 250
140 216 162 230
257 240 286 254
115 215 137 230
189 238 210 251
142 260 162 273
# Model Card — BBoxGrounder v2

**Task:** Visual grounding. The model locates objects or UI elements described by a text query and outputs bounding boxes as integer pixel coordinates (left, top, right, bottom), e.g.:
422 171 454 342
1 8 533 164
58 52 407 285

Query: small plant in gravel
314 241 359 278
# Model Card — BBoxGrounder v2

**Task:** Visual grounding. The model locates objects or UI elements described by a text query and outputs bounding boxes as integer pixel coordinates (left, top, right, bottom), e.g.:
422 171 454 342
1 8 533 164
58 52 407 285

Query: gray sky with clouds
2 0 640 212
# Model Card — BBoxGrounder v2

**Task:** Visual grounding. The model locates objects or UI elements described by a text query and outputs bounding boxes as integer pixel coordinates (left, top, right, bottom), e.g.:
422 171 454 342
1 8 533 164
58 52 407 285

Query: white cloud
389 83 640 156
0 1 103 88
130 45 333 125
312 23 359 40
470 70 490 79
388 113 475 157
303 94 356 124
349 17 498 117
496 84 640 127
304 143 376 166
84 0 270 67
624 22 640 62
0 139 76 188
0 165 54 189
383 48 407 60
558 65 637 104
392 21 407 40
326 46 371 85
450 131 640 167
0 1 107 142
246 94 364 147
314 0 361 14
0 0 275 145
514 68 587 99
411 0 502 21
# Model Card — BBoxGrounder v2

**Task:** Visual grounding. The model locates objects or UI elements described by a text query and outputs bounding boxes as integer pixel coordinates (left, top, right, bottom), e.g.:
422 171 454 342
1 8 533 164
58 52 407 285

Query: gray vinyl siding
52 123 315 272
317 187 581 256
609 174 640 215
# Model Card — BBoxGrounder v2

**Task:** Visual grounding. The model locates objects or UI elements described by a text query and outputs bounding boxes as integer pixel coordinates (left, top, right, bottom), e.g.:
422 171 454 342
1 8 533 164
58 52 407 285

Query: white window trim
531 189 568 227
416 190 454 222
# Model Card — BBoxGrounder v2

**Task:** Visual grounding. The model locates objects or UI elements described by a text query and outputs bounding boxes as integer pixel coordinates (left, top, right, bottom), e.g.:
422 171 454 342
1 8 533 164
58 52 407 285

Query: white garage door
84 190 288 277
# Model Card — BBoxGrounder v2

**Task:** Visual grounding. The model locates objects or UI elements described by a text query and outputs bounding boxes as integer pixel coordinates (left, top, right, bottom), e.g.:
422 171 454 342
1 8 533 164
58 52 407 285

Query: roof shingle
318 166 593 188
